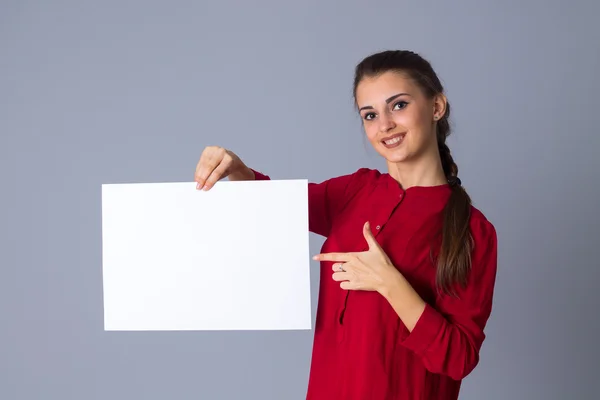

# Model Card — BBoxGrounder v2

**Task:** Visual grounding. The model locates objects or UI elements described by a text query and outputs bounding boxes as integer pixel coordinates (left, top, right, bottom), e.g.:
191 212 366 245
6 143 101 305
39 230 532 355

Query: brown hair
353 50 473 296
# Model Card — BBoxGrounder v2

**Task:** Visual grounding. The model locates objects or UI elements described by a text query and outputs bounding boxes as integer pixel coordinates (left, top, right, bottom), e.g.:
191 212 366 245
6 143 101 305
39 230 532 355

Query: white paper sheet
101 179 311 331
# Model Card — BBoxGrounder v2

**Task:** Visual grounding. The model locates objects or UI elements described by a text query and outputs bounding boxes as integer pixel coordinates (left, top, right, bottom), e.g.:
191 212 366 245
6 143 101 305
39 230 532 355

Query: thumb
363 221 380 250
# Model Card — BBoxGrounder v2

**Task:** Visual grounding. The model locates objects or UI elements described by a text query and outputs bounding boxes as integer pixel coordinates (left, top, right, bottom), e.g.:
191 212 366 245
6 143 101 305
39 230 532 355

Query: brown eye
364 112 376 120
393 101 408 110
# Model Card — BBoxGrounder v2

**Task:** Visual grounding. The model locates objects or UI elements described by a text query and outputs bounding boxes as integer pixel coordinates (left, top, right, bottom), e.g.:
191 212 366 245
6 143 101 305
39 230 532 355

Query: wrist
378 267 404 300
379 269 427 332
228 164 254 181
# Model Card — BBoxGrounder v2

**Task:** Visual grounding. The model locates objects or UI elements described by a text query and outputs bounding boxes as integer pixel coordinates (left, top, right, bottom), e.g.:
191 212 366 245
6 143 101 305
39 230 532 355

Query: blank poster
101 179 311 331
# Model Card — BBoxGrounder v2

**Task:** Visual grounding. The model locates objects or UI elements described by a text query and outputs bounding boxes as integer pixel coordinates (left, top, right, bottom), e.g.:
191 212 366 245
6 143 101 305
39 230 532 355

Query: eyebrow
358 92 410 112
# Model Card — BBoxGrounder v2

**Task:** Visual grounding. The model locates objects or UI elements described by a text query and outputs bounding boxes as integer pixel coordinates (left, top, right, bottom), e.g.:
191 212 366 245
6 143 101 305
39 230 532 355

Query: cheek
364 124 379 143
408 127 434 145
393 112 416 129
399 112 432 140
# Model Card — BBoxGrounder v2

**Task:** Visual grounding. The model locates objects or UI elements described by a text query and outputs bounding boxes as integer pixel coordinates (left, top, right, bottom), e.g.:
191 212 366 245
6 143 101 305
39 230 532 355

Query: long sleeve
399 213 498 381
250 168 369 237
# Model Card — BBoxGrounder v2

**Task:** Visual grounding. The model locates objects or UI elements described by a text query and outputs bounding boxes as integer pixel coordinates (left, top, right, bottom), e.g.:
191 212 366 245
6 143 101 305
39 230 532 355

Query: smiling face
355 71 446 166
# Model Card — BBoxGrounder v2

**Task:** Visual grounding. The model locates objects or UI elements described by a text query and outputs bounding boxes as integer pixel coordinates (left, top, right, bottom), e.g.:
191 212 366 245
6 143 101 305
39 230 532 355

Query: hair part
353 50 473 296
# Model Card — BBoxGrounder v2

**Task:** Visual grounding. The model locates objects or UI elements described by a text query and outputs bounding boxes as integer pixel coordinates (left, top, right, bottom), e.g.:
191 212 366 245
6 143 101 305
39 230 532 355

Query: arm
382 216 498 381
249 168 368 237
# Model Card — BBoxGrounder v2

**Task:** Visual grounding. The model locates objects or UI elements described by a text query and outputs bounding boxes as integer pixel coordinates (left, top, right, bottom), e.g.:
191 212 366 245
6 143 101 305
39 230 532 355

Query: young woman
194 50 498 400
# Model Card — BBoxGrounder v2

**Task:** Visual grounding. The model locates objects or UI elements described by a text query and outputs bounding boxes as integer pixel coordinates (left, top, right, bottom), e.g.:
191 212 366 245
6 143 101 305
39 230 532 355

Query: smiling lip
381 132 406 149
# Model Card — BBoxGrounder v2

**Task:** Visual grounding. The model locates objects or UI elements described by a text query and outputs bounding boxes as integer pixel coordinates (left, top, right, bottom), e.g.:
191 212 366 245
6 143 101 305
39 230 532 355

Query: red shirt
252 167 498 400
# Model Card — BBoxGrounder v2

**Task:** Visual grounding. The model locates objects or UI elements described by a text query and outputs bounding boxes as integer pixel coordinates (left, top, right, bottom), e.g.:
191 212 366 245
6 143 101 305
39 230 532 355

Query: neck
387 150 447 189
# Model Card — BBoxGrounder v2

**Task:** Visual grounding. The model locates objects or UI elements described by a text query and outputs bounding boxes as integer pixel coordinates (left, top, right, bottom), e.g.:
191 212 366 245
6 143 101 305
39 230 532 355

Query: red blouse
251 167 498 400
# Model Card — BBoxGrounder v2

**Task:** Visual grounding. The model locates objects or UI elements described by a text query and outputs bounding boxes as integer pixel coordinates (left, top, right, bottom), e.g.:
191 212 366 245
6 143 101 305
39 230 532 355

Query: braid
436 110 472 296
436 104 460 186
438 141 457 180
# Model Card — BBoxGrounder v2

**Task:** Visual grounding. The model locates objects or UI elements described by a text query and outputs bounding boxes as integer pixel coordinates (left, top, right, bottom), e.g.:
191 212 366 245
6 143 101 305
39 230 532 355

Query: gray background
1 0 599 399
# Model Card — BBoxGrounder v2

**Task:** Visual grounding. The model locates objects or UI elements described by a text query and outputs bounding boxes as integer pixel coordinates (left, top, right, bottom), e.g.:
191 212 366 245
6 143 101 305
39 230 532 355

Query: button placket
373 190 404 237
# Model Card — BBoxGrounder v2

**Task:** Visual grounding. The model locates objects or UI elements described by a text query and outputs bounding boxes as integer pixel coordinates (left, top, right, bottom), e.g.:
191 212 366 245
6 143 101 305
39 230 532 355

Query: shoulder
318 167 383 192
343 167 386 194
469 206 497 246
347 167 384 185
343 167 382 180
467 206 498 276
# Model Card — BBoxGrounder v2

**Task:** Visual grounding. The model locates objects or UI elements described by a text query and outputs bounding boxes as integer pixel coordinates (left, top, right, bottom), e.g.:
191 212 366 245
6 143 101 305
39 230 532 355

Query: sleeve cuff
249 168 270 180
400 303 446 355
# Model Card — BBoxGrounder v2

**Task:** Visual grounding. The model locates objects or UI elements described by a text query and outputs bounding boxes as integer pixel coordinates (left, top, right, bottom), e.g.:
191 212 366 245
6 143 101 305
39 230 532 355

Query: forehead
355 71 421 107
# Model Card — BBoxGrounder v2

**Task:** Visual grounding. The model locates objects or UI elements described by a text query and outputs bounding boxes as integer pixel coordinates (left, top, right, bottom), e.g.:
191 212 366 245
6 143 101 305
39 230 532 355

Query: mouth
380 132 406 149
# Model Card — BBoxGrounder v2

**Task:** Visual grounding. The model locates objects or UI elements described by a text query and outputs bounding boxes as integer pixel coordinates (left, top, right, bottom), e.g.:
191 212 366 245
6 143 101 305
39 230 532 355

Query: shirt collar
381 172 452 198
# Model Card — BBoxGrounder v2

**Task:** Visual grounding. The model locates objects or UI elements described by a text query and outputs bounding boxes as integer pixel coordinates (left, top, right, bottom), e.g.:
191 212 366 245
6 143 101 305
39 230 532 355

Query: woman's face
355 71 445 165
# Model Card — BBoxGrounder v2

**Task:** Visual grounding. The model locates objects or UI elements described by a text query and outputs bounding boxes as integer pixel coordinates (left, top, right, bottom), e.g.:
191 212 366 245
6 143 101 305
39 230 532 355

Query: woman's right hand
194 146 254 191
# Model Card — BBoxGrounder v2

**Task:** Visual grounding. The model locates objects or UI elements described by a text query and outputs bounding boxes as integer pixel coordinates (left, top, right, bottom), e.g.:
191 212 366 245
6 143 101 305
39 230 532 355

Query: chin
377 146 411 163
386 155 411 164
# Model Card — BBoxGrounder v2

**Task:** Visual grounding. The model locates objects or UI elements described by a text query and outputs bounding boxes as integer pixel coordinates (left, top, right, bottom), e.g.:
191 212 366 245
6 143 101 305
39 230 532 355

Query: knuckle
204 174 218 186
196 169 210 180
206 160 219 169
194 170 205 181
203 146 222 159
202 146 215 156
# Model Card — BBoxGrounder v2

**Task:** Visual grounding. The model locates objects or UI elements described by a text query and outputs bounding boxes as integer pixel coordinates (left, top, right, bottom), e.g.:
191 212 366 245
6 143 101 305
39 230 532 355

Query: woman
194 50 498 400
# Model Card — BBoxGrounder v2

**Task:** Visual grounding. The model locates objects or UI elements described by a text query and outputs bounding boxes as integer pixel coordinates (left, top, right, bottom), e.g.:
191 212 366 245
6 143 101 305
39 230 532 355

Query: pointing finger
313 253 353 262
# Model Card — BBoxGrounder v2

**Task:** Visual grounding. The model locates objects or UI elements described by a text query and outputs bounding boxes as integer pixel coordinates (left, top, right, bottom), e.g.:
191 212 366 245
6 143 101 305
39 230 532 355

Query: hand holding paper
194 146 255 191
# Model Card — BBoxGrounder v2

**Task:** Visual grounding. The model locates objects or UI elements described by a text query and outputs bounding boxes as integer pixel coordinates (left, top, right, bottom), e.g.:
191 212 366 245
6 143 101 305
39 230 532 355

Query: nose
378 111 396 132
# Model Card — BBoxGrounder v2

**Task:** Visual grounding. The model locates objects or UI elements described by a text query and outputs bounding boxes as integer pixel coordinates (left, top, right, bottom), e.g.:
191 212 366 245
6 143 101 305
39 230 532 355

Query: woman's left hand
313 221 402 293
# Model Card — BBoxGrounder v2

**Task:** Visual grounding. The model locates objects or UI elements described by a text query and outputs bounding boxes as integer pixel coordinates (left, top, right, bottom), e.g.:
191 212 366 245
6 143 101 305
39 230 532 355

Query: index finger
312 252 353 262
195 160 219 189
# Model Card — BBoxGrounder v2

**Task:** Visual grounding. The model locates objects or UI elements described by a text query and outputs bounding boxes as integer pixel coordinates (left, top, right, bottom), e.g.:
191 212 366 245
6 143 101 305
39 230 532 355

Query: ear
432 93 447 120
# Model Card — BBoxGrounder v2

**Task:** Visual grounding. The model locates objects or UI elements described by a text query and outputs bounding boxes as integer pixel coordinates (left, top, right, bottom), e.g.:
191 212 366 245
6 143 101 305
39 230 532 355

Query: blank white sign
101 179 311 331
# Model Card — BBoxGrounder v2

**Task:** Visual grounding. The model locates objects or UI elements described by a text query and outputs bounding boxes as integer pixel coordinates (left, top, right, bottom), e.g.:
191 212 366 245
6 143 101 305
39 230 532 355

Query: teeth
384 135 403 145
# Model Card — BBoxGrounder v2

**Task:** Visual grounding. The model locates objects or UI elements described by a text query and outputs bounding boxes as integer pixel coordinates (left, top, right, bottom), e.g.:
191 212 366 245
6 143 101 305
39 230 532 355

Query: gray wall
2 1 598 399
